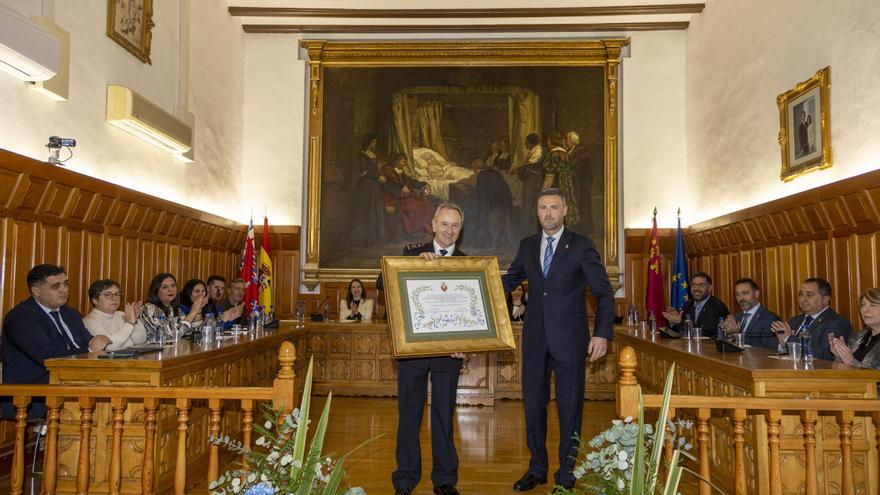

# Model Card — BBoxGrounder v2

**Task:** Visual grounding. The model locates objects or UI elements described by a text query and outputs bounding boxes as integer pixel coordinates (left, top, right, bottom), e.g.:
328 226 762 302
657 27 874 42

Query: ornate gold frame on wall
300 39 629 290
777 66 831 182
106 0 154 64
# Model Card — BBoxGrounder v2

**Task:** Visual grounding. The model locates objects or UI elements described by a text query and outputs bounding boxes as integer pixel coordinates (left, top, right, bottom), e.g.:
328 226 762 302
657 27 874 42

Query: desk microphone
311 295 330 322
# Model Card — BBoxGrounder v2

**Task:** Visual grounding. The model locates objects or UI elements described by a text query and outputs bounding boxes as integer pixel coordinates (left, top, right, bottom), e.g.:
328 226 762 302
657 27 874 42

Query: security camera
46 136 76 149
46 136 76 165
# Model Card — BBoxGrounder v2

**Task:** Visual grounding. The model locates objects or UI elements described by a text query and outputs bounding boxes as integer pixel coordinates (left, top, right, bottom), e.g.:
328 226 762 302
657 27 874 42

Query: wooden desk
296 320 618 404
615 327 880 494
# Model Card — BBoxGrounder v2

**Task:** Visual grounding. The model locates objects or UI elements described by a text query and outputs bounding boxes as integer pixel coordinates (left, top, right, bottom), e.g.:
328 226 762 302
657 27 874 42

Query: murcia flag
645 208 668 328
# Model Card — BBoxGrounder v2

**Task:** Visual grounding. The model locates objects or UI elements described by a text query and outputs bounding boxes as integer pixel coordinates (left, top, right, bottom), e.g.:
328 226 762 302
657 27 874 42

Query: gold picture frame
778 66 831 181
107 0 154 64
381 256 515 359
299 39 628 291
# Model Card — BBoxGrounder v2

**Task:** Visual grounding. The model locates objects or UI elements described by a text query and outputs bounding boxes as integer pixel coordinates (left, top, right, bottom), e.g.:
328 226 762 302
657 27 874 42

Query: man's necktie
740 313 751 333
797 315 815 335
49 310 78 349
439 249 448 256
543 237 555 277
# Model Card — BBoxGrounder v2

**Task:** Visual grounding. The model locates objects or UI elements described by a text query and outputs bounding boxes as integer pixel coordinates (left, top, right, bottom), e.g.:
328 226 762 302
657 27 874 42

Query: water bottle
256 305 264 333
717 317 727 341
171 315 181 343
684 314 694 340
203 314 214 344
648 311 657 333
626 304 635 326
249 305 259 334
158 313 167 347
269 304 276 323
800 328 814 363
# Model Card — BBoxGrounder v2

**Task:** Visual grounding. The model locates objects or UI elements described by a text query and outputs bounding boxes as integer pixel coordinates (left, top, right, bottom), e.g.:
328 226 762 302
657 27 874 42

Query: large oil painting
301 41 627 287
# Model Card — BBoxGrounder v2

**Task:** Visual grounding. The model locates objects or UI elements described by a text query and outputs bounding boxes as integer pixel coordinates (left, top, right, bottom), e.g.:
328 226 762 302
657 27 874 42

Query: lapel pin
565 244 569 249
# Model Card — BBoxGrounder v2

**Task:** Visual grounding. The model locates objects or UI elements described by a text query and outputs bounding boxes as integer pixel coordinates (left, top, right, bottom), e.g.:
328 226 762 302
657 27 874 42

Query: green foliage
567 364 715 495
208 357 379 495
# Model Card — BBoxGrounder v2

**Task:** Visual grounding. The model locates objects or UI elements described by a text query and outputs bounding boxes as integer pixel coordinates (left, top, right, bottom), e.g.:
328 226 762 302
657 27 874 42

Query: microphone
311 295 331 322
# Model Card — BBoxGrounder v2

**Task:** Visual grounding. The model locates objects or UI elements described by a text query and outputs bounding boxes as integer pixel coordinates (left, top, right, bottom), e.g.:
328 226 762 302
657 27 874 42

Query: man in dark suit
378 203 466 495
771 277 852 361
721 278 781 349
502 189 614 493
2 264 110 417
663 272 730 337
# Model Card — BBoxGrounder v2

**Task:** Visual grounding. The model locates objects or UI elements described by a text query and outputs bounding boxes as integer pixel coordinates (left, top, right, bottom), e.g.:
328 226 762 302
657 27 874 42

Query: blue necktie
50 310 78 349
439 249 448 256
543 236 555 277
740 313 751 333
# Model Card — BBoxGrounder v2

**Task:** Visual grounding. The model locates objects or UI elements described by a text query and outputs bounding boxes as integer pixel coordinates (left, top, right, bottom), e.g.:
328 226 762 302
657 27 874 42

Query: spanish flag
258 216 273 312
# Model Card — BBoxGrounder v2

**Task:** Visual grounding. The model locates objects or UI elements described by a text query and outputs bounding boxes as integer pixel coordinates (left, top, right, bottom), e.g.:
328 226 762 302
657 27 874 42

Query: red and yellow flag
645 209 668 328
258 216 273 312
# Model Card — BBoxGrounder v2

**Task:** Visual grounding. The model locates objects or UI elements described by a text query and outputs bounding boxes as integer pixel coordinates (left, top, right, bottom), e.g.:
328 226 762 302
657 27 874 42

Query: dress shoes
433 484 459 495
394 489 412 495
512 472 547 491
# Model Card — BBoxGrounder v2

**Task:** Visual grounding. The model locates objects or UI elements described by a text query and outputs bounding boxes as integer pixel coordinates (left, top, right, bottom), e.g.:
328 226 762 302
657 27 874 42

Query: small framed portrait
381 256 516 359
777 66 831 181
106 0 154 64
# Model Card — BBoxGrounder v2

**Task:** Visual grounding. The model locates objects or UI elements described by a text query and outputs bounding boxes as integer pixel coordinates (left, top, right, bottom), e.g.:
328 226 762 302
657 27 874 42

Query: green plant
209 357 378 495
567 364 722 495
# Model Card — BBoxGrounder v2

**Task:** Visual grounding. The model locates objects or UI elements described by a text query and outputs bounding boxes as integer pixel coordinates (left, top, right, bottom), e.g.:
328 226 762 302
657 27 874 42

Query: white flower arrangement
208 357 378 495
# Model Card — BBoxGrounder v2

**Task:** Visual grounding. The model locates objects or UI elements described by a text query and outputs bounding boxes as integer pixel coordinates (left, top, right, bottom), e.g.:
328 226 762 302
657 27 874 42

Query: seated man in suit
771 277 852 360
720 278 781 349
2 264 111 417
663 272 730 337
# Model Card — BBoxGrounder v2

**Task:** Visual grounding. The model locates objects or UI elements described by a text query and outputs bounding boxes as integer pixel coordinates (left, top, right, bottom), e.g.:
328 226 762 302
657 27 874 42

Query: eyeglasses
100 292 123 299
691 283 709 288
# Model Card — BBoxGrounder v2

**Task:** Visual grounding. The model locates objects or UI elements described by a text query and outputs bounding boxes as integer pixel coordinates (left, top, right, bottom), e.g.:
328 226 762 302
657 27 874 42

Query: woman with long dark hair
139 273 203 343
339 278 373 322
179 278 208 316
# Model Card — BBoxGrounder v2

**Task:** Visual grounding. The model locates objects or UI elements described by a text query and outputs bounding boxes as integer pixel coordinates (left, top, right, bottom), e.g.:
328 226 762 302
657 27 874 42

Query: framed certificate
381 256 516 359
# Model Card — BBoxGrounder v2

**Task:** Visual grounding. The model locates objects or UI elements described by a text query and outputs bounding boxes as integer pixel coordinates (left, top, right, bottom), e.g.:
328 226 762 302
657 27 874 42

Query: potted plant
209 357 376 495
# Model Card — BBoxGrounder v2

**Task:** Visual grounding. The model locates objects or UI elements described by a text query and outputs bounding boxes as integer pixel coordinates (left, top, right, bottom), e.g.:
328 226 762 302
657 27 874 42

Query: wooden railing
0 341 297 495
616 346 880 495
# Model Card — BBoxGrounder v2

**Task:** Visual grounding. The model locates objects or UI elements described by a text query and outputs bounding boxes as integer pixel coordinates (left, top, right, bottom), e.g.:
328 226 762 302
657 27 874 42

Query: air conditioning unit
106 85 193 154
0 5 60 82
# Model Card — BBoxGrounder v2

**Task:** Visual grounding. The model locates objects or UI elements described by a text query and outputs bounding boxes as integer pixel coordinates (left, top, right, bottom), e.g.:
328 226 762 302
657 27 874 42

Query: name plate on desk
381 256 516 359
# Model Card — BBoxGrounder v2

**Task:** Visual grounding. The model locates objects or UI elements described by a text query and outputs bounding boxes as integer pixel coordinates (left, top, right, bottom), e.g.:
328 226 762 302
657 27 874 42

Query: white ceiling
226 0 705 34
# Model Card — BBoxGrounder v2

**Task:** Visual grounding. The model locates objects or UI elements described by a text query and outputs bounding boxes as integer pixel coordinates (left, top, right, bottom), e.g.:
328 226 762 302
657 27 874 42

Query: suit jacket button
543 292 547 296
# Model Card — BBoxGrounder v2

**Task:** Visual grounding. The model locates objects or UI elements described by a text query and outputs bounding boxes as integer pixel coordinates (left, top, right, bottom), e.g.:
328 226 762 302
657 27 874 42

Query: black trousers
392 360 461 490
522 338 586 488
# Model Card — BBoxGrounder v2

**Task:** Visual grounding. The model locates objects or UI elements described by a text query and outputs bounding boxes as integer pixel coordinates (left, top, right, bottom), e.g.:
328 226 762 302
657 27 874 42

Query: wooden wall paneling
669 168 880 327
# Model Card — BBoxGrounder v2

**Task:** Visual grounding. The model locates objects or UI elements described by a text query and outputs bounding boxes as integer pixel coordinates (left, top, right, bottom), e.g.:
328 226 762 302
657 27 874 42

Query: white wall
686 0 880 223
622 31 688 228
241 35 306 226
0 0 245 221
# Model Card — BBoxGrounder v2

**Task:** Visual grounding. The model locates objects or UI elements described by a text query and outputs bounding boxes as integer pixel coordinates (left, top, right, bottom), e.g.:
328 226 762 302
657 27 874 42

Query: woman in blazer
830 288 880 371
339 278 373 322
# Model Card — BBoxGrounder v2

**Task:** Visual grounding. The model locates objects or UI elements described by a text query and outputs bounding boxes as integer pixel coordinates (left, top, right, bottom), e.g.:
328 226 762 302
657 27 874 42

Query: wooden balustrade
0 341 297 495
616 345 880 494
